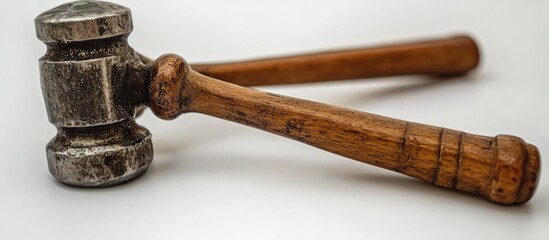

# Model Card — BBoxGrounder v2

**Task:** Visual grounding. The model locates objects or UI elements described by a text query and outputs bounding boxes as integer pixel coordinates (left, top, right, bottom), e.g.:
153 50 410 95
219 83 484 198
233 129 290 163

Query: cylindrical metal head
36 1 153 187
47 120 153 187
35 0 132 43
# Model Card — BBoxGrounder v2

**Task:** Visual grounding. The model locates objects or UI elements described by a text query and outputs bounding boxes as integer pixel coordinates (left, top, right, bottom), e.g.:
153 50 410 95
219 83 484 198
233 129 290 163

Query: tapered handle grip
149 55 539 205
191 36 480 86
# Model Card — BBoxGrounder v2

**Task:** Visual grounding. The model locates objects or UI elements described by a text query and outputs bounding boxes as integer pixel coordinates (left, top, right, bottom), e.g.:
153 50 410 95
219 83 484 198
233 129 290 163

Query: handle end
436 35 480 76
487 135 540 205
453 35 481 73
515 143 541 204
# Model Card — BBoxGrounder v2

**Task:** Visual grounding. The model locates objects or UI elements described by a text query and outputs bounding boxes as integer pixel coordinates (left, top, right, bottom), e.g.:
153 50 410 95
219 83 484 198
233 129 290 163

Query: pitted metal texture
36 0 153 187
39 37 147 128
47 120 153 186
35 0 132 43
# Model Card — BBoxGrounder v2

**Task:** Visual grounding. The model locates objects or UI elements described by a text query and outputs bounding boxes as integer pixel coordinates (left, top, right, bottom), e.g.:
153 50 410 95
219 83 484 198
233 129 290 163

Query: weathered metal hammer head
35 1 153 186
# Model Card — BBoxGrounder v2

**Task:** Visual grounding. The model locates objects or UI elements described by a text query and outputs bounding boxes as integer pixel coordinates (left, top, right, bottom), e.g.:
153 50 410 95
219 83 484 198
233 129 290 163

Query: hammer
35 1 540 205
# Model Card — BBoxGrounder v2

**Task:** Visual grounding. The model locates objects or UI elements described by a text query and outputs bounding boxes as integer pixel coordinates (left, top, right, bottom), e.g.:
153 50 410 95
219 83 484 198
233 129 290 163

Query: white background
1 0 548 239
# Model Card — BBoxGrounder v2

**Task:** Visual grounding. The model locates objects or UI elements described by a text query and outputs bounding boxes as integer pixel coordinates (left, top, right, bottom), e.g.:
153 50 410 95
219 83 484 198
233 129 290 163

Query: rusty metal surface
46 120 153 186
36 0 152 186
35 0 132 43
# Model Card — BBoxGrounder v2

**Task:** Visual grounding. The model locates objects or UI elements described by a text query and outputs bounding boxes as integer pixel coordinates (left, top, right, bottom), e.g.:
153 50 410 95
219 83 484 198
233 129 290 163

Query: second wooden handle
149 55 539 205
191 36 480 86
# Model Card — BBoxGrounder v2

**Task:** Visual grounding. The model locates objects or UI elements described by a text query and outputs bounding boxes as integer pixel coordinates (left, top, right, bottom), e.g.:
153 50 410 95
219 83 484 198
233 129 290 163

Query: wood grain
149 54 540 205
191 36 479 86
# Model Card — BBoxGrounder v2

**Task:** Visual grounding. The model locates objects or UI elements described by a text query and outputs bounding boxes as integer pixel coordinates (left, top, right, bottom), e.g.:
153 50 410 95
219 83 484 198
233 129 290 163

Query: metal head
36 1 152 186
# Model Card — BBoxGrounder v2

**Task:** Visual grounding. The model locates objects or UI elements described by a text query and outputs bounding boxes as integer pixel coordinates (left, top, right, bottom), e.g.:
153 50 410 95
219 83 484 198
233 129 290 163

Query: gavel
35 0 540 205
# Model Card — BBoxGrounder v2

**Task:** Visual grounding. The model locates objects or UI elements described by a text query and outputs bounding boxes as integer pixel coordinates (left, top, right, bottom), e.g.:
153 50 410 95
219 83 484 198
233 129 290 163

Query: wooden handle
149 55 539 205
191 36 480 86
